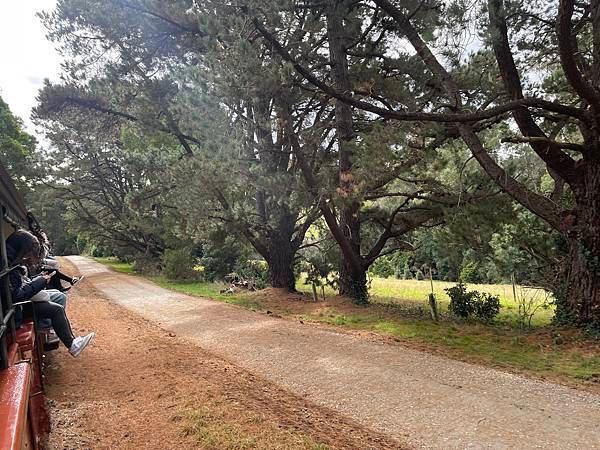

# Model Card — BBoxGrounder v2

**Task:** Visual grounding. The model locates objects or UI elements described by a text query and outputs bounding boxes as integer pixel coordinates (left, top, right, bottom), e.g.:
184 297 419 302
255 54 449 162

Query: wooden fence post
428 267 438 321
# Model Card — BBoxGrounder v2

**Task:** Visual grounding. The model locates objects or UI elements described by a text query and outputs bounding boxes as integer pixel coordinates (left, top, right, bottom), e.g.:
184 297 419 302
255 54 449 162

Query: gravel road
67 255 600 449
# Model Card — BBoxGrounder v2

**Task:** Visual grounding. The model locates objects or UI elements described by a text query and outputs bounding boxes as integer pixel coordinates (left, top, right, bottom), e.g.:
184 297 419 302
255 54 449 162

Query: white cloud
0 1 61 137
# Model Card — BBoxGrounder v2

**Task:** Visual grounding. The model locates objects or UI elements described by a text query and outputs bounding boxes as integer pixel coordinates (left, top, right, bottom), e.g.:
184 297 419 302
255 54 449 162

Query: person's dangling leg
46 273 65 291
57 270 75 285
37 289 68 330
33 300 94 357
34 301 74 348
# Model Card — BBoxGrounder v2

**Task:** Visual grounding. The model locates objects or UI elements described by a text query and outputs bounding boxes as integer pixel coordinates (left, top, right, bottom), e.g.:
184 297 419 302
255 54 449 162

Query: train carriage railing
0 212 19 370
0 160 27 370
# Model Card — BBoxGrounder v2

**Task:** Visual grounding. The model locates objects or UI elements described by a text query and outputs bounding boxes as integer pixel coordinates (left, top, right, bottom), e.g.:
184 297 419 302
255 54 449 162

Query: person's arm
10 270 54 302
9 271 52 302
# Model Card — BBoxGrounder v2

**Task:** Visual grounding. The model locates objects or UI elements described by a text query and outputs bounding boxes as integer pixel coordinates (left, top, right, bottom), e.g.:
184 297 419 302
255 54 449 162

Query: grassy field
93 257 599 388
297 275 555 327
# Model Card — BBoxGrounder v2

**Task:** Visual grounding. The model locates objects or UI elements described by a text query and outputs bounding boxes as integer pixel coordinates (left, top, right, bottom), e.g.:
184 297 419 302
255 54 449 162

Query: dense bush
400 265 412 280
473 293 501 322
162 248 199 280
132 256 161 275
83 242 114 258
369 257 395 278
458 260 479 283
446 283 474 318
446 283 501 322
198 233 251 281
369 253 411 279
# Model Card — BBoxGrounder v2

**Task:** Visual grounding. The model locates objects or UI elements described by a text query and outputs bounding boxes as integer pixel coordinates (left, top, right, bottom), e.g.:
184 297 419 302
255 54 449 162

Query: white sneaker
69 332 95 357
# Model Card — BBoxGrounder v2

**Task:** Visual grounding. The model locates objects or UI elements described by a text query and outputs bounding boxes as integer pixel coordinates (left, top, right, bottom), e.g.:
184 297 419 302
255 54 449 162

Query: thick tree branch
501 135 586 152
372 0 565 232
292 205 322 250
252 18 587 123
488 0 578 182
557 0 600 114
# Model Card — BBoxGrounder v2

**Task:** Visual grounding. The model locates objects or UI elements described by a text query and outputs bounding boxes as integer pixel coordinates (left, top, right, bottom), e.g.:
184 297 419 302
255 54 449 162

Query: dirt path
45 258 401 449
63 256 600 449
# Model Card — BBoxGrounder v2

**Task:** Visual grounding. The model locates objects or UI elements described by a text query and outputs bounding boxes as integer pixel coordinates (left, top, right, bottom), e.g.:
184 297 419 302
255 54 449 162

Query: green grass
297 275 555 327
307 309 600 381
94 257 136 275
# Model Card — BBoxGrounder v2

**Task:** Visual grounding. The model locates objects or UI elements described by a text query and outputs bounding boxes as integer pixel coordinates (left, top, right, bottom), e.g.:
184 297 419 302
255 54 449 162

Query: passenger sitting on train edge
17 263 68 331
41 257 82 292
6 229 95 357
35 230 81 291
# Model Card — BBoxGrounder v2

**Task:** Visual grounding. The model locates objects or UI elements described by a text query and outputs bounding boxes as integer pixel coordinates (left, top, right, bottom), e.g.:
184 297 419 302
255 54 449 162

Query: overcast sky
0 1 61 137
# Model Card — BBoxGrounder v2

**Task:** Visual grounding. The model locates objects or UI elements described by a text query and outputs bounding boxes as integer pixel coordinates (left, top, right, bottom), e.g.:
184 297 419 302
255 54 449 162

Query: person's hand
42 271 56 284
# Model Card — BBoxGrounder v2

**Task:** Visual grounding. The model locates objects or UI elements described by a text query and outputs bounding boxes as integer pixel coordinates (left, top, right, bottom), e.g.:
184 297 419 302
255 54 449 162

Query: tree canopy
26 0 600 327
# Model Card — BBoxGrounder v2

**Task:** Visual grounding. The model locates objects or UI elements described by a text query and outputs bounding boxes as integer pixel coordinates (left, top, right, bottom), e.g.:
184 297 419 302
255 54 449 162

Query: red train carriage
0 162 50 449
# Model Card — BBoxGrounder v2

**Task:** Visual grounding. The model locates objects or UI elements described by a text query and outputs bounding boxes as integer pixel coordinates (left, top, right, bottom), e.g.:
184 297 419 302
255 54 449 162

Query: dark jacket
6 243 46 302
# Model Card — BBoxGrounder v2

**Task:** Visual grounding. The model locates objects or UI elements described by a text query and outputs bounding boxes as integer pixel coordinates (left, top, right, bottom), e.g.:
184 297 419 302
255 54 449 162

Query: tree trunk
557 162 600 326
265 209 297 292
266 244 296 291
337 202 368 304
338 259 369 305
326 1 369 304
559 239 600 326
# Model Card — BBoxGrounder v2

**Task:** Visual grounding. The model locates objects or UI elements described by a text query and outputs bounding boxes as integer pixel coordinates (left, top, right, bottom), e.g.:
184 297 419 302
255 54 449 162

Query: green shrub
473 293 501 322
459 260 479 283
415 269 425 280
132 256 161 275
369 257 395 278
83 242 112 258
162 248 199 280
394 266 402 279
446 283 475 318
198 234 250 281
446 282 500 322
